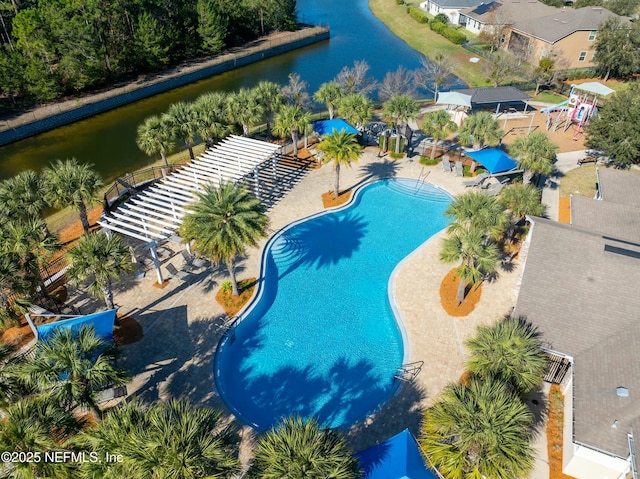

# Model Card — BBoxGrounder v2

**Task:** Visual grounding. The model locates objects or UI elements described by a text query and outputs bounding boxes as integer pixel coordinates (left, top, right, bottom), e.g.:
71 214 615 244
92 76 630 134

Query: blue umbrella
465 148 517 174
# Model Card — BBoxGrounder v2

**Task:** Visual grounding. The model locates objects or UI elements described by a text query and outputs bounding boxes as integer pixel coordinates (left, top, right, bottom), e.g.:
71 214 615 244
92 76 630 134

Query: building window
500 33 506 44
588 30 597 41
540 50 547 58
578 51 587 62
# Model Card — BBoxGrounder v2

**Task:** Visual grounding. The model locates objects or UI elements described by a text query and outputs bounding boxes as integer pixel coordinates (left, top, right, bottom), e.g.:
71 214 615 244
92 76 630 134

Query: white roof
572 82 615 96
98 135 280 243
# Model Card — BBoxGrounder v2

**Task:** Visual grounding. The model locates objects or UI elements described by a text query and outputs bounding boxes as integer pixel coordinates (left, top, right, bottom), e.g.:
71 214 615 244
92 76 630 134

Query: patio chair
166 262 191 282
181 250 207 269
462 172 490 188
454 161 463 177
484 182 505 197
441 155 452 172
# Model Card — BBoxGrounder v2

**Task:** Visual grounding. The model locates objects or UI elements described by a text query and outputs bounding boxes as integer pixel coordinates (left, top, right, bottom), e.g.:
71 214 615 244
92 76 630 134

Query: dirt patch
215 278 257 318
322 190 353 208
499 110 586 153
558 197 571 224
547 384 577 479
439 268 482 317
56 205 104 246
113 315 143 345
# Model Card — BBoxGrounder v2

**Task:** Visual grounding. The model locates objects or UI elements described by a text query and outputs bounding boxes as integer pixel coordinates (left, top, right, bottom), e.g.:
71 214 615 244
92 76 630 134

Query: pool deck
68 146 536 466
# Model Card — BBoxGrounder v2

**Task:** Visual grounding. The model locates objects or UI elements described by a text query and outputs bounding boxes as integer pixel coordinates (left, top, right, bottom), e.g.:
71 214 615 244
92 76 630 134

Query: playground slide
541 100 569 114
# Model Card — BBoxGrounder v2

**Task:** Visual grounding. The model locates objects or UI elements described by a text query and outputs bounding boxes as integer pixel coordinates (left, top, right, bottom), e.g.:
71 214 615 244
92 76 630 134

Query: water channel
0 0 464 182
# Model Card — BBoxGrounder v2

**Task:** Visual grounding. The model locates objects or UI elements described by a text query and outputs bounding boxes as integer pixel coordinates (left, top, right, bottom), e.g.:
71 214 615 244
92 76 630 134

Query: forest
0 0 297 106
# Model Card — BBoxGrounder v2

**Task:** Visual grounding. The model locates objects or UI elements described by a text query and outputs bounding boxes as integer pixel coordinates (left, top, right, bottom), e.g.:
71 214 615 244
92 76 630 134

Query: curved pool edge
213 177 454 429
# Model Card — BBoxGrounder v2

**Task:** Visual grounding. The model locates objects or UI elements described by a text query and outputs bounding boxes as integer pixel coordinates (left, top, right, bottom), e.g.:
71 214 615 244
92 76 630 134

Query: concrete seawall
0 26 330 147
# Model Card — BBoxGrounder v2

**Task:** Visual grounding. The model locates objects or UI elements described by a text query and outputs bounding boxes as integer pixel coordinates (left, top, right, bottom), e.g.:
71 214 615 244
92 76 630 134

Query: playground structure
542 82 615 141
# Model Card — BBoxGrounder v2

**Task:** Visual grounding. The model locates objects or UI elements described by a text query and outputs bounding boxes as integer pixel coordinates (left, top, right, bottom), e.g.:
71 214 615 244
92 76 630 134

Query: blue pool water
214 178 451 430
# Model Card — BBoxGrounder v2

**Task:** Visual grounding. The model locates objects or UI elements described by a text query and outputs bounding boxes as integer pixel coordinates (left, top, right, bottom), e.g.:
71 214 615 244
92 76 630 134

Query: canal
0 0 464 182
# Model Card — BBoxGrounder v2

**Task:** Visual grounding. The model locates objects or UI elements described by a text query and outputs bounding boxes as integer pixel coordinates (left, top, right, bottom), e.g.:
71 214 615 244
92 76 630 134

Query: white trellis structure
98 135 281 284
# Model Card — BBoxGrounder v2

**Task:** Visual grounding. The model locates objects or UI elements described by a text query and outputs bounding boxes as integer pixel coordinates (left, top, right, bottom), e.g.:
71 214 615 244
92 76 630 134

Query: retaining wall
0 27 330 146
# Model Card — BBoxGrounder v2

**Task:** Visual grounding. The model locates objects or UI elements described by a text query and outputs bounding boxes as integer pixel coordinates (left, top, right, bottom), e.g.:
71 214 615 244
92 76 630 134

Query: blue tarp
465 148 518 174
313 118 360 136
356 429 438 479
37 309 117 342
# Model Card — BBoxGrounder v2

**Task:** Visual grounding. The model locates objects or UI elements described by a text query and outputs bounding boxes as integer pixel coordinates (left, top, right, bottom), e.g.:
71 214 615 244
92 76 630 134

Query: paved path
66 145 574 471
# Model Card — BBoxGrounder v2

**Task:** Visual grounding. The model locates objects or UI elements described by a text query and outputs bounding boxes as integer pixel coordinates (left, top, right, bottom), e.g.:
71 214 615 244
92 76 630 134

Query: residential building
513 169 640 479
503 7 629 68
459 0 557 35
419 0 484 25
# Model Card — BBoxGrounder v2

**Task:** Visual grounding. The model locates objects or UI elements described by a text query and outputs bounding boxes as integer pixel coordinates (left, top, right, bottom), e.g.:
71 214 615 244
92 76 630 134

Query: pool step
385 179 451 203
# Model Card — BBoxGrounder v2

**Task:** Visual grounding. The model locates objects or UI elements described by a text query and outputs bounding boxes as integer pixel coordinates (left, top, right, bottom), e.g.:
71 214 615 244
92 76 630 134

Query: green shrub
443 26 466 44
408 6 429 23
434 13 449 24
430 20 446 33
420 156 440 166
395 0 404 5
388 137 406 156
221 281 232 293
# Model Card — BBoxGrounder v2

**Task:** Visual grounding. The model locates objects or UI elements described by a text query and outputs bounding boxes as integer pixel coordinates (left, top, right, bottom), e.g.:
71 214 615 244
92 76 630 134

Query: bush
442 26 466 44
388 137 406 157
395 0 404 5
434 13 449 24
430 20 446 33
420 156 440 166
408 6 429 23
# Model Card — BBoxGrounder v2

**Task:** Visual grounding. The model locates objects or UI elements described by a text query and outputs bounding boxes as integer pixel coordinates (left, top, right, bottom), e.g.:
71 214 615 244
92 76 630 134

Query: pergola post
148 241 164 285
254 167 260 200
272 155 278 183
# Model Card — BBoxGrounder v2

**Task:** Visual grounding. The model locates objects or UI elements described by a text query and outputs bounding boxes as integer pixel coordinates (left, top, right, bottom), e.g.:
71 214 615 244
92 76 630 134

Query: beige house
419 0 484 25
503 7 629 69
459 0 557 35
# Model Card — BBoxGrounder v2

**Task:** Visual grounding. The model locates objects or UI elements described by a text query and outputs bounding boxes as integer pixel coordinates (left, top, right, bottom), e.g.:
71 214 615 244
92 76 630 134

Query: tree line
0 0 296 105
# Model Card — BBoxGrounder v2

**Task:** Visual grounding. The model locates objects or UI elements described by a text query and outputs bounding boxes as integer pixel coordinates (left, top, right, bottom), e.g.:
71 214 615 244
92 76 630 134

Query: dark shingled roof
513 218 640 458
598 168 640 208
429 0 484 7
570 195 640 243
510 6 629 44
451 86 530 105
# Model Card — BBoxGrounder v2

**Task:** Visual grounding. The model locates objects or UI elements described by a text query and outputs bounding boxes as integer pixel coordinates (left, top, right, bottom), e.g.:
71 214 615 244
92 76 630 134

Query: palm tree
65 231 133 310
0 252 29 329
458 111 502 151
1 218 61 299
272 104 312 159
76 399 240 479
382 94 419 154
500 183 546 242
16 326 127 419
314 82 344 120
465 318 548 396
421 110 458 160
254 81 285 136
136 114 175 167
420 378 535 479
165 102 199 161
336 93 372 130
194 91 232 146
445 191 509 241
226 88 264 136
249 416 360 479
178 182 269 297
0 397 82 478
317 130 362 199
508 132 558 185
42 158 104 235
440 227 500 305
0 170 48 225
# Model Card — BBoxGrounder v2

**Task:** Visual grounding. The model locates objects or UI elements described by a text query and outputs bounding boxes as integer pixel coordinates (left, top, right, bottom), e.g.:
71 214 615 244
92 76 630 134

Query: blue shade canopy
313 119 360 136
465 148 517 174
37 309 117 342
356 429 438 479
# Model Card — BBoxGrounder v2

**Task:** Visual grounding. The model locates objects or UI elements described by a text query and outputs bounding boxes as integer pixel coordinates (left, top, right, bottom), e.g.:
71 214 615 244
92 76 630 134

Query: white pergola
98 135 281 284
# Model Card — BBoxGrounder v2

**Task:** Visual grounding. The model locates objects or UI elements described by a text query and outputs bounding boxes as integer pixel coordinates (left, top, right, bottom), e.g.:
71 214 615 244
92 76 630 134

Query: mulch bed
322 190 352 208
558 197 571 224
439 268 482 317
547 383 577 479
215 278 257 318
113 314 144 345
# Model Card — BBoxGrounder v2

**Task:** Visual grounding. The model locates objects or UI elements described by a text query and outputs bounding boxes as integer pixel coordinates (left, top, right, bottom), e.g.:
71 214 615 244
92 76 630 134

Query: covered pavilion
464 148 519 175
450 86 531 114
98 135 281 284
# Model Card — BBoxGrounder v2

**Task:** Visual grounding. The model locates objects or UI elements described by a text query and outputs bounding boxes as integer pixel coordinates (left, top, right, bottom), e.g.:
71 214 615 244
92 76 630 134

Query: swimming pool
214 178 452 430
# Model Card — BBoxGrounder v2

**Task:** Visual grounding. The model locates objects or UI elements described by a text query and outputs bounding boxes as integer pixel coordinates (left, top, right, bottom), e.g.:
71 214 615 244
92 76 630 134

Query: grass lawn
559 164 598 198
531 91 567 104
369 0 493 87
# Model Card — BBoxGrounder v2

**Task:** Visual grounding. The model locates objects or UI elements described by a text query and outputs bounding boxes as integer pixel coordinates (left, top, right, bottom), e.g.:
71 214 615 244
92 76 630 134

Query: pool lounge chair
166 262 191 282
441 155 452 172
484 181 505 197
454 161 463 177
181 250 207 269
463 172 490 188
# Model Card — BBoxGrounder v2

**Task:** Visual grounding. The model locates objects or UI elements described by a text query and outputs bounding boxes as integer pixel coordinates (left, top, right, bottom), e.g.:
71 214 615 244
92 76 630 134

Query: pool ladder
394 361 424 383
